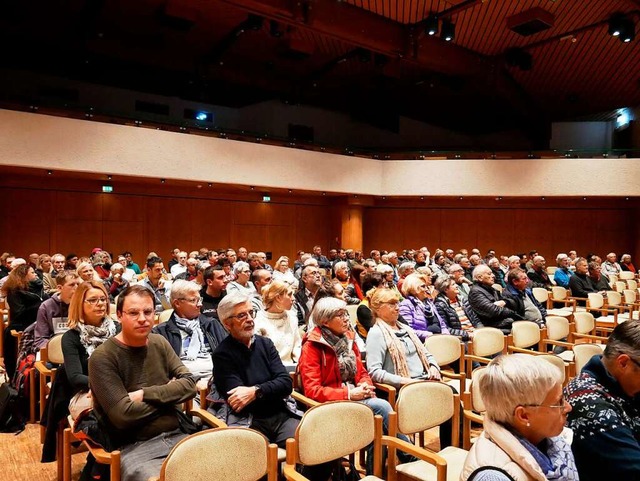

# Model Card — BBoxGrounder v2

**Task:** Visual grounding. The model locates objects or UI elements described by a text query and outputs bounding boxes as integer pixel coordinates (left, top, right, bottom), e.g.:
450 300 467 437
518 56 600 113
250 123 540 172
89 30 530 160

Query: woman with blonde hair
63 281 118 393
366 288 456 448
253 280 301 367
272 256 298 287
461 354 576 481
76 261 101 283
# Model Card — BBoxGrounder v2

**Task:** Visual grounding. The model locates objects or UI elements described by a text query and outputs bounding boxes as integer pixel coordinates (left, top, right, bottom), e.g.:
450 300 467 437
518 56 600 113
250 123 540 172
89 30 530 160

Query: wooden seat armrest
83 439 120 464
541 339 573 349
35 361 54 376
290 390 320 408
374 382 397 406
441 370 464 381
586 306 618 315
568 296 588 302
507 346 539 354
382 435 448 466
462 410 484 424
190 407 227 428
573 333 609 342
283 463 311 481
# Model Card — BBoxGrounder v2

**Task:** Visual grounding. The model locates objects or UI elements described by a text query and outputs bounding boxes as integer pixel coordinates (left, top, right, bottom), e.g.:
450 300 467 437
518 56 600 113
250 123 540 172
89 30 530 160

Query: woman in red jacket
298 297 412 472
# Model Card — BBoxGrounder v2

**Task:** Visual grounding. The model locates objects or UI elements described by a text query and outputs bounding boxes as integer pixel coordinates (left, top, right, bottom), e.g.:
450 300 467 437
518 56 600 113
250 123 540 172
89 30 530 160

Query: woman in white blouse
272 256 298 289
253 280 301 368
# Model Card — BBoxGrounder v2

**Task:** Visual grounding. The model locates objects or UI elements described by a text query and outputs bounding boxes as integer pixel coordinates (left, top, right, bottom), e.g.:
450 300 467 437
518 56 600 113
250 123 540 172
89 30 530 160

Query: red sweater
298 327 373 402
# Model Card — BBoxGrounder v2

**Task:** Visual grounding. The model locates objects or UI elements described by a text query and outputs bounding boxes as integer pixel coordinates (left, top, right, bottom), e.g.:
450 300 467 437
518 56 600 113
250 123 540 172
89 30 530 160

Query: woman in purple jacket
398 273 450 341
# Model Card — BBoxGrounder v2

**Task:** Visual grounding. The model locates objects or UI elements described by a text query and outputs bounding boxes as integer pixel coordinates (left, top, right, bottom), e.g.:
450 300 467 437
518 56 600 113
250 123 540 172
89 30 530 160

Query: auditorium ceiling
1 0 639 136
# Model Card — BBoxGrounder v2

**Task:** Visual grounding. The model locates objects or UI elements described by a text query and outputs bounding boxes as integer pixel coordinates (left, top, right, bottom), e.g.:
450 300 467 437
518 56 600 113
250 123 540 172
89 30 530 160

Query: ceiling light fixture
441 20 455 42
425 15 439 36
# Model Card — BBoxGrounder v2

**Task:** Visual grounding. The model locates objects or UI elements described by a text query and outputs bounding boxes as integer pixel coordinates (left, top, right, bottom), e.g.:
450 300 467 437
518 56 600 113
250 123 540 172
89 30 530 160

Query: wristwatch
254 385 263 399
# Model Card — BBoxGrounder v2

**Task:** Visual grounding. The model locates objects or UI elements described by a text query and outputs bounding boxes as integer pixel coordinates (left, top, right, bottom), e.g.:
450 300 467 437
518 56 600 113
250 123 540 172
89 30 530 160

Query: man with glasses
448 263 472 300
212 292 301 446
153 280 227 396
295 265 322 327
89 285 196 481
565 320 640 481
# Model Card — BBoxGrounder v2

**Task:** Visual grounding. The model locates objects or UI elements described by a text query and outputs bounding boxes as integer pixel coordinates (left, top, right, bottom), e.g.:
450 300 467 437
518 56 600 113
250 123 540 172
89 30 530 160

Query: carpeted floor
1 423 86 481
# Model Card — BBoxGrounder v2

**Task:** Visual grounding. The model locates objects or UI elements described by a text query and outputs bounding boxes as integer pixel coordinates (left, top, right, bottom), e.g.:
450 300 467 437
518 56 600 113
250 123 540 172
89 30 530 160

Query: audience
620 253 636 273
433 275 482 342
200 265 227 320
553 253 573 288
527 255 552 289
501 268 547 327
226 261 255 295
398 273 446 341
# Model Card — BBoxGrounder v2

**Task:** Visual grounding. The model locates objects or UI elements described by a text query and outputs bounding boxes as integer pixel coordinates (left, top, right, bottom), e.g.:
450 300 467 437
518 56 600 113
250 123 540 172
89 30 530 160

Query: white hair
170 279 201 302
480 354 561 425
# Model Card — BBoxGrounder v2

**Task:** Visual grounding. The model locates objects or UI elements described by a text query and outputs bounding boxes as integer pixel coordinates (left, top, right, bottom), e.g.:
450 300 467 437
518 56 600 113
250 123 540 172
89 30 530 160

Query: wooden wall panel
102 221 145 262
364 206 634 261
0 189 55 255
145 197 193 260
102 194 145 222
190 199 234 251
55 220 103 256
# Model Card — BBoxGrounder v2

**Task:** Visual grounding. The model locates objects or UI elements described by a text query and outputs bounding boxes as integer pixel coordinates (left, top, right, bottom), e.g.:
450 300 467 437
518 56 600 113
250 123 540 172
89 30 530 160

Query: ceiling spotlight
47 170 53 175
107 175 112 180
609 13 625 37
425 15 439 36
441 20 455 42
160 179 166 184
620 18 635 43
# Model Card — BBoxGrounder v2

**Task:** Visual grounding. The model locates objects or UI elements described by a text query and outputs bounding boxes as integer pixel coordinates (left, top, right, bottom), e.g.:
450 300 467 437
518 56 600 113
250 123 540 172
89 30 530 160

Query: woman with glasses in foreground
63 281 119 395
461 354 577 481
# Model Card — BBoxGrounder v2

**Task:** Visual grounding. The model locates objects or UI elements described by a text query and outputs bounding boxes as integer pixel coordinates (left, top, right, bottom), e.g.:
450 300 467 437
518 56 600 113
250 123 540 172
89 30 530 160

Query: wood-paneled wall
363 205 635 261
0 187 335 264
1 169 638 263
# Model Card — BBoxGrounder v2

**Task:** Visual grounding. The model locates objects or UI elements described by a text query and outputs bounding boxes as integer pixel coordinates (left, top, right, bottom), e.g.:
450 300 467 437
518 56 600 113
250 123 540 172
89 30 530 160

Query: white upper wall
1 108 638 196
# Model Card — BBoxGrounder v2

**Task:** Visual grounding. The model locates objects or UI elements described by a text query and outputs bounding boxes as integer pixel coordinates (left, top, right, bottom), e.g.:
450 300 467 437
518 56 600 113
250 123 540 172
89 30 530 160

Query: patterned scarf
174 315 206 361
78 317 117 357
514 430 580 481
320 326 357 383
375 318 433 378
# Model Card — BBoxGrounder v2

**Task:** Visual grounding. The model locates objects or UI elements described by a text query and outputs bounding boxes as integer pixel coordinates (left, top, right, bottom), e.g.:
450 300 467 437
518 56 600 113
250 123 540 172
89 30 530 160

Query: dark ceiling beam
412 0 483 32
207 0 538 128
212 0 491 77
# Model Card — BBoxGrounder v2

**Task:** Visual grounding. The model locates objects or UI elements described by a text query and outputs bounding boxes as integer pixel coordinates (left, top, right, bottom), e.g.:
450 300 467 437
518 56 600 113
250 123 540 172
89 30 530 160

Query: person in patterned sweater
565 320 640 481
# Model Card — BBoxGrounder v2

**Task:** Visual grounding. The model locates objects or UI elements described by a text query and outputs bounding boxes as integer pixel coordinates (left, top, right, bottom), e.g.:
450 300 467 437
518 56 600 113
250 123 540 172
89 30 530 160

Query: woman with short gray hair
460 354 577 481
226 261 255 295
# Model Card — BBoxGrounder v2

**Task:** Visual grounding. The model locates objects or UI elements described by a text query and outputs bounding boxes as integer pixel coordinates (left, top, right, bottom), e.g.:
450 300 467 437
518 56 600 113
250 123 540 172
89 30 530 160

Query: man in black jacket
153 279 227 394
569 257 598 306
527 256 552 289
295 265 322 326
468 265 522 334
502 268 547 326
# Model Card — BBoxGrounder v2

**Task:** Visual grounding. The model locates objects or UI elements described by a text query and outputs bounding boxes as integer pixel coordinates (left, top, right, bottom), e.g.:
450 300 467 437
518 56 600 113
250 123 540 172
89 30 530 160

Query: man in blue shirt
553 253 573 288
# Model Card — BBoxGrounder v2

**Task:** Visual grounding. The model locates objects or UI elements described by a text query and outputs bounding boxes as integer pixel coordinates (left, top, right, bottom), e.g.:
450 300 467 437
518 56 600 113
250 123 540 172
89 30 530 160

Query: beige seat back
545 316 570 341
614 281 627 293
345 305 359 328
606 291 622 308
296 401 375 466
573 311 596 335
537 354 566 384
424 334 462 367
628 279 638 291
492 284 503 293
160 428 277 481
471 327 505 357
619 271 635 281
47 334 65 365
546 266 558 276
587 293 604 309
532 288 548 304
468 367 487 413
511 321 541 349
396 381 454 435
608 274 618 286
551 286 568 301
573 343 604 375
623 289 637 304
158 309 174 324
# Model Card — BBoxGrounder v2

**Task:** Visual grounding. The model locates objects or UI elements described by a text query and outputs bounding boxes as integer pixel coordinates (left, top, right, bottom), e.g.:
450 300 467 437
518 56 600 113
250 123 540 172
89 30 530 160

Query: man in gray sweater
89 285 196 481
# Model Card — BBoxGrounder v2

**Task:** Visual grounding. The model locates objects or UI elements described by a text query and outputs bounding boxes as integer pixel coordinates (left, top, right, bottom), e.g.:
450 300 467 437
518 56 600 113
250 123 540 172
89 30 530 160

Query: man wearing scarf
153 280 227 394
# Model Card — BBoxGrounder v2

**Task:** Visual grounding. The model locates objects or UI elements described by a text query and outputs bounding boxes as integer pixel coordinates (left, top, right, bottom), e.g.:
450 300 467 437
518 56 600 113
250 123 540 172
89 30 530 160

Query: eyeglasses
85 297 108 305
384 302 400 308
522 395 567 410
628 356 640 369
228 309 256 322
123 309 155 318
332 311 349 320
179 297 203 306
